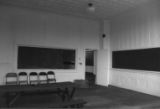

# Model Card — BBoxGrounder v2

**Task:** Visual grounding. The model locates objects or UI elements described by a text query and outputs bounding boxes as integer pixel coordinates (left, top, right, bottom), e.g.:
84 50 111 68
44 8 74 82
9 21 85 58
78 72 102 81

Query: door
85 50 96 87
96 49 109 86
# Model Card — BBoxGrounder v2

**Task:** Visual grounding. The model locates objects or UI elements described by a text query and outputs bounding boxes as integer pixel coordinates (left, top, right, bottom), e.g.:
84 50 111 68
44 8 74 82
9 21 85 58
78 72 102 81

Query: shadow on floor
1 85 160 108
75 85 160 108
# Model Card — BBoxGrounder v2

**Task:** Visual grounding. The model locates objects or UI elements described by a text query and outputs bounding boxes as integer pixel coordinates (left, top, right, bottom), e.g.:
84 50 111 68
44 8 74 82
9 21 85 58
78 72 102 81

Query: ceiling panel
0 0 152 20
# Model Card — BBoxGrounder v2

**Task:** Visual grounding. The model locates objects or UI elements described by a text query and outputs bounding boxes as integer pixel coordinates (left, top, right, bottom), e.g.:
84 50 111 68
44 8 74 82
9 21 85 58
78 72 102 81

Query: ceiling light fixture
87 2 95 12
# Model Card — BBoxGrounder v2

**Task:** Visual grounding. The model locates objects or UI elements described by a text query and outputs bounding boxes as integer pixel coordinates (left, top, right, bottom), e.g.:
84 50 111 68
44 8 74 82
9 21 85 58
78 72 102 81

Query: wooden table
0 82 76 107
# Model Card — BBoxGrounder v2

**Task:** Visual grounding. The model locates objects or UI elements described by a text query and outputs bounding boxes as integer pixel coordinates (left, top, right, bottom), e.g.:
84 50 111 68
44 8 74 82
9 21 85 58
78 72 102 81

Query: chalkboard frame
112 48 160 71
17 46 76 69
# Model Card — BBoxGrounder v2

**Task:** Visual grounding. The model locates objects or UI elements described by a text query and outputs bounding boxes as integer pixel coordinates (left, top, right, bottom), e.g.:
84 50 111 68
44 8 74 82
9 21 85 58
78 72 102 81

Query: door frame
85 49 97 80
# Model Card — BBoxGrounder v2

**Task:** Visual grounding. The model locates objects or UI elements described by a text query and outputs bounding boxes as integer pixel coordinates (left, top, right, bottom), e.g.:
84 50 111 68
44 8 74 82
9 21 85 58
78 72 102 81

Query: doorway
85 49 96 87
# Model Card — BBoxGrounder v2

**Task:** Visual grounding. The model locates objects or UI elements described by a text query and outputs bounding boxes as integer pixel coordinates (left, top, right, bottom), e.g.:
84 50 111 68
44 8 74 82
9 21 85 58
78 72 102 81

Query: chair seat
6 72 18 85
6 81 18 85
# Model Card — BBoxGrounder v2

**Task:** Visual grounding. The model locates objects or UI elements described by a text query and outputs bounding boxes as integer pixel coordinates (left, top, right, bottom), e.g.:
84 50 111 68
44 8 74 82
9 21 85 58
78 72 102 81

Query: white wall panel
0 16 13 63
80 21 100 49
0 15 14 84
96 49 109 86
103 20 110 50
111 69 160 97
14 15 45 45
0 5 100 84
45 14 82 48
110 1 160 96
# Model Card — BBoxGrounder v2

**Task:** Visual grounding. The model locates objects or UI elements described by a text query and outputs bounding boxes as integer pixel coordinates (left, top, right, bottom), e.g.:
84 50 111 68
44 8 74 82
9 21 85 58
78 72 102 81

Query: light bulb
87 3 95 12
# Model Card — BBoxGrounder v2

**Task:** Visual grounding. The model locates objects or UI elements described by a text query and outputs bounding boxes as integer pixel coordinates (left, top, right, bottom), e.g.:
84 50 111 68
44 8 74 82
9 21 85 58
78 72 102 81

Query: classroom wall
0 5 100 84
95 20 110 86
110 1 160 96
103 20 111 85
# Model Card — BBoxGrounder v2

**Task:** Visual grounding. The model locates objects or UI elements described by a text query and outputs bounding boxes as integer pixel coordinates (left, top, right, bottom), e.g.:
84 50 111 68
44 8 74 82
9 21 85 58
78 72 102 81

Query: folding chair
6 72 18 85
47 71 56 83
29 72 39 85
18 72 28 85
39 72 47 84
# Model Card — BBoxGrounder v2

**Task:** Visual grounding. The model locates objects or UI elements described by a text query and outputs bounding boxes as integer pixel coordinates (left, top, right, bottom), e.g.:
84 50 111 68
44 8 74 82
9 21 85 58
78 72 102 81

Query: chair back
6 72 18 85
29 72 38 85
47 71 56 83
18 72 28 85
39 72 47 84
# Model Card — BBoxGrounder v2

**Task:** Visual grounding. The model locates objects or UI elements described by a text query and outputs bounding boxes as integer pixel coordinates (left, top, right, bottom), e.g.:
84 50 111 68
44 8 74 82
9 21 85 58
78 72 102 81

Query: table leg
6 92 10 107
70 87 76 100
5 92 21 107
57 87 76 102
64 87 76 101
57 88 66 101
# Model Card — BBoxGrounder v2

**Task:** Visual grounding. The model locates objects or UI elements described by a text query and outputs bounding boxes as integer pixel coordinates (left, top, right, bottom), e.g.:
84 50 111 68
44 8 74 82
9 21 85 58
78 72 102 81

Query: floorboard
1 85 160 108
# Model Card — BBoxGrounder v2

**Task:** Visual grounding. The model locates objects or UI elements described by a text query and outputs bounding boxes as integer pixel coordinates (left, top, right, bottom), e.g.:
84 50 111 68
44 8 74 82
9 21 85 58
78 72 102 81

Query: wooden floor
1 84 160 108
75 85 160 108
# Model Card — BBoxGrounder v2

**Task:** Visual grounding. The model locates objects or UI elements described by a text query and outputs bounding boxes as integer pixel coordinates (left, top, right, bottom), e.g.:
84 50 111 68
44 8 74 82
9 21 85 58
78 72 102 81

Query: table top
0 82 76 93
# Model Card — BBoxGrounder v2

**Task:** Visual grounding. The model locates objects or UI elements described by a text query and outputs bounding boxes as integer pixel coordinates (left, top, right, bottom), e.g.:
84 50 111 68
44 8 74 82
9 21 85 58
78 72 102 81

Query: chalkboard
112 48 160 71
18 46 76 69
